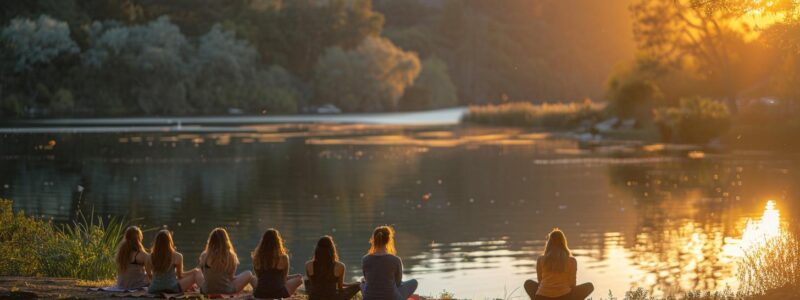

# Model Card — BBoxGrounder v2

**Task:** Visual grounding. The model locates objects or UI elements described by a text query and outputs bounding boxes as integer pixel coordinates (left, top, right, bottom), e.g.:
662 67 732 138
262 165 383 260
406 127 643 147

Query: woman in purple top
361 226 418 300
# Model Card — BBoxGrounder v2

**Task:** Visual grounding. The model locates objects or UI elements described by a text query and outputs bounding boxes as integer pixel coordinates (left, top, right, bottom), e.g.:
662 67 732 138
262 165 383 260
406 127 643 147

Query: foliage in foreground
738 231 800 296
462 100 604 129
0 199 125 280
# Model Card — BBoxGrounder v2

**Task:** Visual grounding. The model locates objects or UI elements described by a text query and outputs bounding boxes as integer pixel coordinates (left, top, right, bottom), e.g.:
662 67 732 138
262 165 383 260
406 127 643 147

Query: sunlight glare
725 200 783 258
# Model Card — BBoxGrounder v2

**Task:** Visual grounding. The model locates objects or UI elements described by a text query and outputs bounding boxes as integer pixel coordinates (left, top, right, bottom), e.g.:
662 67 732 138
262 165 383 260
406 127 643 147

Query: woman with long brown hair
524 229 594 300
114 226 150 289
305 236 361 300
250 228 303 298
198 228 253 294
145 230 203 294
361 226 418 300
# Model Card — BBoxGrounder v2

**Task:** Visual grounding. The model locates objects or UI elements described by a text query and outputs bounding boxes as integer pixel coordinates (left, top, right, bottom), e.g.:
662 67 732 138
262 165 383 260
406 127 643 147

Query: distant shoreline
0 107 468 128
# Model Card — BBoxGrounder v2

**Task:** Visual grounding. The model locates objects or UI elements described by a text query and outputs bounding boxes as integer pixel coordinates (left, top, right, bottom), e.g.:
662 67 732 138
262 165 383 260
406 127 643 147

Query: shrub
738 231 800 296
462 100 604 129
313 36 421 112
399 56 458 111
0 199 125 280
1 15 79 72
654 97 731 144
605 56 665 122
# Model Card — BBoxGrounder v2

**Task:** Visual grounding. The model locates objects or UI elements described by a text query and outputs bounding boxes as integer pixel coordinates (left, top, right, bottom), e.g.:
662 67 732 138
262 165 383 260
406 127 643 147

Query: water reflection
0 130 798 298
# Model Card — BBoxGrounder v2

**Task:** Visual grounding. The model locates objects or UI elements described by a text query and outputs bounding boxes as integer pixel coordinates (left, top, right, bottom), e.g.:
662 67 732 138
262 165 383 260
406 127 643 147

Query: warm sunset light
725 200 784 258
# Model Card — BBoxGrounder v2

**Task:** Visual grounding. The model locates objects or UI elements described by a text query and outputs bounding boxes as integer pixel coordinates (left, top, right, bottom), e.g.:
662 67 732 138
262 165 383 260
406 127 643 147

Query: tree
82 16 192 115
630 0 759 112
399 56 457 111
230 0 384 79
605 56 666 121
190 24 260 113
313 36 420 112
1 15 78 72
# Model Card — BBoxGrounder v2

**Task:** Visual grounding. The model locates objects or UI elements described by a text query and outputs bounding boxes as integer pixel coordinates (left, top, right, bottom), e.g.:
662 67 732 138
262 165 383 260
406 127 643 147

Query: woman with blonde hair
361 226 418 300
250 228 303 298
524 229 594 300
198 228 253 294
145 230 203 294
114 226 150 289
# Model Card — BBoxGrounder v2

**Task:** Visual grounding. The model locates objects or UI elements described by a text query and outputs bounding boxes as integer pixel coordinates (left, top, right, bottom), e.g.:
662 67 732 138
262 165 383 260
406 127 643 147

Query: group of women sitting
114 225 418 300
117 224 593 300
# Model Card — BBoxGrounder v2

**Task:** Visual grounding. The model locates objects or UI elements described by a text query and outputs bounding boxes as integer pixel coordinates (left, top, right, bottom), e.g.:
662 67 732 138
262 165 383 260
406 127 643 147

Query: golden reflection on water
724 200 783 259
628 200 786 295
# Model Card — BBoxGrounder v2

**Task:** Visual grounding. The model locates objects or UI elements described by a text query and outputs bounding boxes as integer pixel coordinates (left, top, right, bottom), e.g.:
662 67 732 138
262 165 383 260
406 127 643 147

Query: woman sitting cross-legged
114 226 150 290
361 225 418 300
305 236 361 300
198 228 254 295
524 229 594 300
146 230 204 294
250 228 303 299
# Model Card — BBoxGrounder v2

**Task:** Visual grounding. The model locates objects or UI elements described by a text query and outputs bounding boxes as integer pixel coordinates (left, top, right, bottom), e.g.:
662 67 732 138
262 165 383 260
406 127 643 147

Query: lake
0 123 796 299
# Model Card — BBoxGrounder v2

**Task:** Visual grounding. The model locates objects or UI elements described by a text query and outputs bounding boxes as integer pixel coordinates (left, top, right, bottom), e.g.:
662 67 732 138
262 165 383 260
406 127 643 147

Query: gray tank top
201 260 235 294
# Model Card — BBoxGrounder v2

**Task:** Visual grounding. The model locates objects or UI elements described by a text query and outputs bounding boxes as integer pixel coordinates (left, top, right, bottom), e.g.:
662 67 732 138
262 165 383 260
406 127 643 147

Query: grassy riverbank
461 101 605 130
0 199 125 280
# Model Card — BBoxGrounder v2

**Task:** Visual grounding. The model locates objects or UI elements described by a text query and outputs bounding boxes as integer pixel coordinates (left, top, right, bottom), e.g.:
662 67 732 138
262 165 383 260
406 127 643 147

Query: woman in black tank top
305 236 361 300
250 229 303 298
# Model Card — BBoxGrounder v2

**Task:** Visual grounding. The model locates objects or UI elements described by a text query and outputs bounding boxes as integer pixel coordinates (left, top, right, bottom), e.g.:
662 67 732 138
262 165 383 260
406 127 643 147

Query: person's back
116 250 149 289
523 229 593 300
250 229 303 299
200 252 235 294
254 267 287 298
307 261 338 299
361 226 418 300
307 236 361 300
362 254 403 299
115 226 149 290
536 256 577 298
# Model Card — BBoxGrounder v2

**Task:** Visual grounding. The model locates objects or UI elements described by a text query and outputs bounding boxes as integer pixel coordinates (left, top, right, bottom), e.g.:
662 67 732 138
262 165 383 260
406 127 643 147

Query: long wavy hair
116 226 145 272
312 236 339 279
368 225 397 255
151 230 175 273
542 228 572 272
203 227 239 274
252 228 287 273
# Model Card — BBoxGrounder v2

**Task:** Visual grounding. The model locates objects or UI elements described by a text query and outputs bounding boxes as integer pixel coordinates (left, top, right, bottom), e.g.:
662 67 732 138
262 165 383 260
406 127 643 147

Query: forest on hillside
0 0 634 117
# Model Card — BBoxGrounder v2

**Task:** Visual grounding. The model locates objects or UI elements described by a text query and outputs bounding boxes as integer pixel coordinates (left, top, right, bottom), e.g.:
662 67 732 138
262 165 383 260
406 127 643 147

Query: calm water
1 125 797 299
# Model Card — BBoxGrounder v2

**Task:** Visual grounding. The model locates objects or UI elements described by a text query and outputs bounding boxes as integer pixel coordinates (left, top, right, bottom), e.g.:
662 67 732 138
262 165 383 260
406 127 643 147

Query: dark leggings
524 280 594 300
336 285 361 300
307 283 361 300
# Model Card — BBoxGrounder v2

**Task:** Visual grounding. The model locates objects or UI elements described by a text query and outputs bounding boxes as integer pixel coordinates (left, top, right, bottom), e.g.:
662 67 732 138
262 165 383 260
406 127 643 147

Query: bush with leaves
313 36 421 112
605 57 665 122
399 56 457 111
1 15 78 72
0 199 125 280
654 97 731 144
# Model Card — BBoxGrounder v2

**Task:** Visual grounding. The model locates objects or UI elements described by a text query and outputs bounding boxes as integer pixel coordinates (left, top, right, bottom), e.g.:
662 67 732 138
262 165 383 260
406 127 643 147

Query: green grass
462 100 605 129
0 199 126 280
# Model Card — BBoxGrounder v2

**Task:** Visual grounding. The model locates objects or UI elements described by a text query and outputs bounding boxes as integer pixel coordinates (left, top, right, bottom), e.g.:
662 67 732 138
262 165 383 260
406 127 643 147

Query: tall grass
738 232 800 296
462 100 605 129
0 199 126 280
